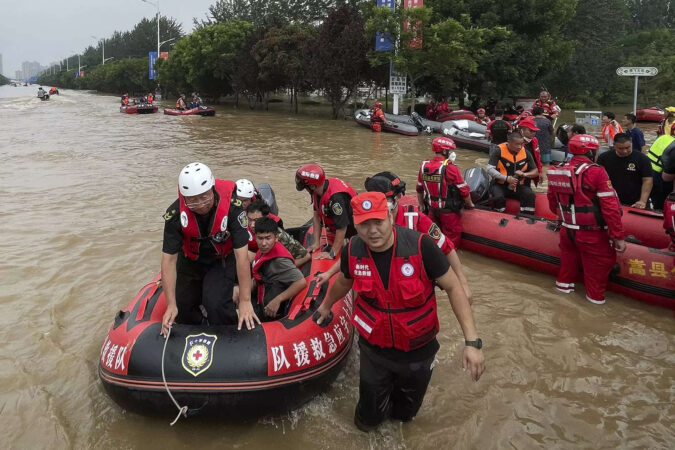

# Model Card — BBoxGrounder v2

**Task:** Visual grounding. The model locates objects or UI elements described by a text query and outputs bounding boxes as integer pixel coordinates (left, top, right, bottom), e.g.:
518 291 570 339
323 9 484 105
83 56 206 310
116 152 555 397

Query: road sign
616 67 658 77
389 76 407 94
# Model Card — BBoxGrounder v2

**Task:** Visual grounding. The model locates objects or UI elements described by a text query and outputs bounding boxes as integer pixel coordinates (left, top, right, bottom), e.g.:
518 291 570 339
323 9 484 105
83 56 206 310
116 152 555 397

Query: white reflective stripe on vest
403 211 418 229
548 169 572 177
596 191 615 197
353 314 372 335
436 232 446 249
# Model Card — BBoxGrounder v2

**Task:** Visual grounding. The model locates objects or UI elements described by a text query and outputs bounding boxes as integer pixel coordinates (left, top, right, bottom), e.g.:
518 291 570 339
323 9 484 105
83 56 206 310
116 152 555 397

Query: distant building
15 70 23 81
21 61 41 80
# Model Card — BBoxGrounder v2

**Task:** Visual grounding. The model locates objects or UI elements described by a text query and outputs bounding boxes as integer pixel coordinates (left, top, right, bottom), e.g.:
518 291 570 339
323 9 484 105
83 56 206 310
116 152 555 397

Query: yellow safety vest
647 135 675 173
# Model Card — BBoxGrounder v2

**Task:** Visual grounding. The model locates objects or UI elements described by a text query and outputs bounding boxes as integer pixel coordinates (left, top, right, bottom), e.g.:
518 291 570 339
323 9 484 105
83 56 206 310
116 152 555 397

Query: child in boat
248 217 307 320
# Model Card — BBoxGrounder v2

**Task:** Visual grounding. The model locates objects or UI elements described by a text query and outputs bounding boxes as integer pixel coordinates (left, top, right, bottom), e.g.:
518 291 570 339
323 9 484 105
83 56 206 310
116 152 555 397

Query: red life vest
247 213 283 252
251 241 294 305
533 99 559 116
348 226 439 351
313 178 356 233
371 108 386 124
178 179 236 260
419 157 463 212
664 192 675 237
395 203 421 230
547 162 608 231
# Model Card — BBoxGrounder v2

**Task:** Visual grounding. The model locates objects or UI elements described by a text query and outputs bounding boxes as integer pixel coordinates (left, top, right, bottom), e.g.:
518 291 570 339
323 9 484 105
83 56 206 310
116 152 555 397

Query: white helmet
235 178 256 199
178 162 214 196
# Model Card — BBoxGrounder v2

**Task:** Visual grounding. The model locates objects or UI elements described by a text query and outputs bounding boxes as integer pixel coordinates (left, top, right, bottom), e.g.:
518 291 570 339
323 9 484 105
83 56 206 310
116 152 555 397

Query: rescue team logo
362 200 372 210
220 215 228 232
180 211 188 228
332 202 343 216
163 209 176 221
627 163 636 172
428 223 442 240
238 211 247 227
182 333 217 377
401 263 415 277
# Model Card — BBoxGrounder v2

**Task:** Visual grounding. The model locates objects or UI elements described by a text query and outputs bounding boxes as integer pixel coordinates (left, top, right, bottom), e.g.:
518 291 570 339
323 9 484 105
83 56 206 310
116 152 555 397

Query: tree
157 21 253 99
0 74 9 85
198 0 337 29
625 0 675 30
311 4 371 118
253 24 316 112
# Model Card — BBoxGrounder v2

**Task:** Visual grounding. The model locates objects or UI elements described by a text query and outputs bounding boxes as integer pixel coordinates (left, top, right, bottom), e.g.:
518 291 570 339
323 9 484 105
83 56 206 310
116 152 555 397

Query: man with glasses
160 162 260 337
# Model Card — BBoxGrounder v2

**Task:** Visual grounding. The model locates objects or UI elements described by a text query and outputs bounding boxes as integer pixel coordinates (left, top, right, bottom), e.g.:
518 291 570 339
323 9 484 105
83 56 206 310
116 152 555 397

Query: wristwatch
328 248 336 259
465 338 483 349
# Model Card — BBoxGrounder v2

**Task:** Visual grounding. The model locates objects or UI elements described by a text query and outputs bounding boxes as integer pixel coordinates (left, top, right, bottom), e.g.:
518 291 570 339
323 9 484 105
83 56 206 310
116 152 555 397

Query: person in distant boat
240 217 306 320
426 100 437 120
121 93 129 106
189 93 202 108
295 163 356 260
37 87 45 98
370 101 391 132
436 99 450 117
547 134 626 305
160 162 259 337
486 132 538 214
531 90 561 120
314 191 485 432
474 108 488 125
147 92 154 104
176 94 187 110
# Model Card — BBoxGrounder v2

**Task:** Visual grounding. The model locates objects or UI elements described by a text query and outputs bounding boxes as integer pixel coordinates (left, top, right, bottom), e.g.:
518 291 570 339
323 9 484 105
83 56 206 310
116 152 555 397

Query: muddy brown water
0 86 673 449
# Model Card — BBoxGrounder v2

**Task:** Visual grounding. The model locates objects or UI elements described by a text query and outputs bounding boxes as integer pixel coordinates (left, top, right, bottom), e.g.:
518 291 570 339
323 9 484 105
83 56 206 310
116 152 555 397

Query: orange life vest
496 143 529 184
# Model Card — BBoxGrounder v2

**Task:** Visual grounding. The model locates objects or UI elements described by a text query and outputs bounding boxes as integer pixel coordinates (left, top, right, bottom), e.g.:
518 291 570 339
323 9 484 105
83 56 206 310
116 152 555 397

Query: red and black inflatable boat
454 169 674 310
163 106 216 116
120 104 158 114
99 248 353 418
436 110 476 122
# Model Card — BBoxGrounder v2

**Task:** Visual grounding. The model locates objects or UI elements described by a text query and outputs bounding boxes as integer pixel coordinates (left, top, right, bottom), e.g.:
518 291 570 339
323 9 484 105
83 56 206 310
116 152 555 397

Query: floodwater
0 85 673 449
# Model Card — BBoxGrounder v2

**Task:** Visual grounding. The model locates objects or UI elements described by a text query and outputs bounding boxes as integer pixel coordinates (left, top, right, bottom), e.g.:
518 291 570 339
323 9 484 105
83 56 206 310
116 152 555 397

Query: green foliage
199 0 337 29
38 58 156 94
0 73 9 85
311 4 371 118
157 20 253 98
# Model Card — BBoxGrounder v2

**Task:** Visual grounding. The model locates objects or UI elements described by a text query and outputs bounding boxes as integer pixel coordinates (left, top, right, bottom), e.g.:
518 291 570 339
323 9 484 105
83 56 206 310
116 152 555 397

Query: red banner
160 51 169 60
404 0 423 49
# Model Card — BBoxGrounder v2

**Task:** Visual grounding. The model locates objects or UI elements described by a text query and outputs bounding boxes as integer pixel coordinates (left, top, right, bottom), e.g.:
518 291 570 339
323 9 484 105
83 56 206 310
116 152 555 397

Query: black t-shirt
162 192 249 264
340 232 449 361
597 150 653 205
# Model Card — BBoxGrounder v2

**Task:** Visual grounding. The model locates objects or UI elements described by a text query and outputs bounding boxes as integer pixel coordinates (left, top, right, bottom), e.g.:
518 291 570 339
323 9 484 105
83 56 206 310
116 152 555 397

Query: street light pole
141 0 160 57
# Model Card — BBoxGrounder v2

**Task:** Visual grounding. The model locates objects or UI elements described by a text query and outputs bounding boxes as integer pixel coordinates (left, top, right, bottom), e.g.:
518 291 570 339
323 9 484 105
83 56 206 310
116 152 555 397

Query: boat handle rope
161 325 188 426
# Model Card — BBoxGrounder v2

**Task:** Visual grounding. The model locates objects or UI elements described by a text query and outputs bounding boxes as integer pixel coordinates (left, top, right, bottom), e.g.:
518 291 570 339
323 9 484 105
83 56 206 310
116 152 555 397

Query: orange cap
350 192 389 224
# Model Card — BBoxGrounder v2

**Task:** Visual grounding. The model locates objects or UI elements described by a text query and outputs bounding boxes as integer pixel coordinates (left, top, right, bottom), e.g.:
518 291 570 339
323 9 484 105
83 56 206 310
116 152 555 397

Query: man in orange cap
315 192 485 432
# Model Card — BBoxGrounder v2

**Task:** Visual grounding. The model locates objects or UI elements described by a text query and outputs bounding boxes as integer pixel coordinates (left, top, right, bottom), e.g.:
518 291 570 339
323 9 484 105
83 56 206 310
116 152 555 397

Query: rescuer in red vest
160 162 260 337
295 163 357 260
314 191 484 431
417 137 474 247
546 135 627 304
661 144 675 251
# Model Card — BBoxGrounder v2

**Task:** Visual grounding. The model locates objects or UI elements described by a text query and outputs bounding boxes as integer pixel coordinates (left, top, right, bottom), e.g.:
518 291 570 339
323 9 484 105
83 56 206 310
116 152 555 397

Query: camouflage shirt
278 229 308 260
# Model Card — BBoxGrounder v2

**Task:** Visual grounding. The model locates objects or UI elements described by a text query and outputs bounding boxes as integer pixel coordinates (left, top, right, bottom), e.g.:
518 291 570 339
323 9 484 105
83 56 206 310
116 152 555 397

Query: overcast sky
0 0 216 76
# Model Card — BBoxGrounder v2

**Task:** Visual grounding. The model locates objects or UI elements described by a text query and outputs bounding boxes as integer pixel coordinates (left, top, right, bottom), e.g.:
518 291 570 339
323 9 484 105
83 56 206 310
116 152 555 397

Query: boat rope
161 326 188 426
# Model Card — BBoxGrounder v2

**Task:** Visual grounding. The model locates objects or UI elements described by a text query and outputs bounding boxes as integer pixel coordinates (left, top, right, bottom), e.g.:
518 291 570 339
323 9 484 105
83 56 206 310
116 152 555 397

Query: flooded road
0 85 673 449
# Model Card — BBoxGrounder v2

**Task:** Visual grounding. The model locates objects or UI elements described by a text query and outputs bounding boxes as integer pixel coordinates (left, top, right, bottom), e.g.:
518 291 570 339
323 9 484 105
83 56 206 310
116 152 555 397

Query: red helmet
477 108 486 114
295 163 325 191
568 134 600 155
432 136 456 153
374 101 382 108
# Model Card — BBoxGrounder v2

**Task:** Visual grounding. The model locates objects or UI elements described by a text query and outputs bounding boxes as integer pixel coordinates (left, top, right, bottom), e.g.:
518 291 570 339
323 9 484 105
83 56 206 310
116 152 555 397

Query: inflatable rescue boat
120 104 158 114
354 109 419 136
636 106 667 122
99 231 354 419
164 106 216 116
458 168 674 310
